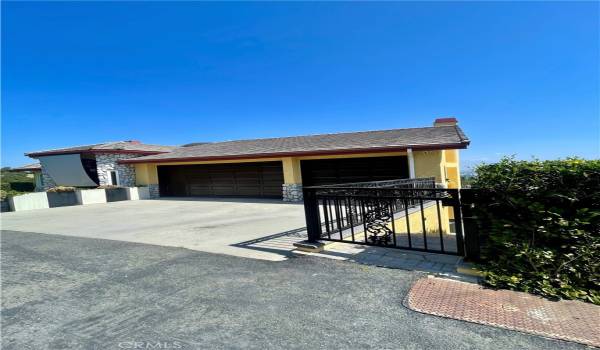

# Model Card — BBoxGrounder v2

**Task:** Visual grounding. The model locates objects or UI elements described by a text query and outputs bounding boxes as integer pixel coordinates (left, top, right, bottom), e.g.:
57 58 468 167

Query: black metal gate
302 178 465 256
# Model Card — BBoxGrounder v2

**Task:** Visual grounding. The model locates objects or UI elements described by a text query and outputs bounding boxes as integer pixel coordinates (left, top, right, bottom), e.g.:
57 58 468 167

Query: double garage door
158 162 284 198
157 156 409 198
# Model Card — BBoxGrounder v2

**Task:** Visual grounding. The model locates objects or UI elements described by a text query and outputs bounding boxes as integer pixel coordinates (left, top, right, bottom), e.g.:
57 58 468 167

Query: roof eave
26 149 170 158
10 168 41 172
119 142 469 164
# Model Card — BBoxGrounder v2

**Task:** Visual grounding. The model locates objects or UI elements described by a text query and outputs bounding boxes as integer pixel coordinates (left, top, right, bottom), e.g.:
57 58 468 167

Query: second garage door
300 156 409 186
157 162 284 198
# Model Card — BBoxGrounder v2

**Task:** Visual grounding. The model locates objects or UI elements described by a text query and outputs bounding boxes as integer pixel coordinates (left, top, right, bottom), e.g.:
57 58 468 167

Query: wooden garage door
157 162 284 198
300 156 409 187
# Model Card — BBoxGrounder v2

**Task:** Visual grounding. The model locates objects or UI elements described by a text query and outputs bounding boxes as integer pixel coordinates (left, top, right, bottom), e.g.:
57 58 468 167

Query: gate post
303 187 322 243
452 189 465 256
459 189 481 261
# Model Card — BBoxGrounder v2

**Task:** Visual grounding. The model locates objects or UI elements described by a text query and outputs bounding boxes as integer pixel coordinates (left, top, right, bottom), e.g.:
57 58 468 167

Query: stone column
282 183 303 202
148 184 160 198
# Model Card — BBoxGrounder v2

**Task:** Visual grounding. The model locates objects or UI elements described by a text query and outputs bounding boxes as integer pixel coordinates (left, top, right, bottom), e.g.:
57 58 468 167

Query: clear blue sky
2 1 598 170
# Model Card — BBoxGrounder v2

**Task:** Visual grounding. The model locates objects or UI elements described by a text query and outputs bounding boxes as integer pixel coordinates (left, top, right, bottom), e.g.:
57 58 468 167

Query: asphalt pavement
1 230 587 350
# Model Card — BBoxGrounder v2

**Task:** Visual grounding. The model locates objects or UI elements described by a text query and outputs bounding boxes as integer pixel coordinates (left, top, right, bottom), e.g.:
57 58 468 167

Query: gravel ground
1 230 588 350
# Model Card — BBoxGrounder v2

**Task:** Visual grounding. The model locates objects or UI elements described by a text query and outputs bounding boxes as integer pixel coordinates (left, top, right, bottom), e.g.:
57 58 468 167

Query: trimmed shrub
96 185 123 189
47 186 76 193
472 157 599 304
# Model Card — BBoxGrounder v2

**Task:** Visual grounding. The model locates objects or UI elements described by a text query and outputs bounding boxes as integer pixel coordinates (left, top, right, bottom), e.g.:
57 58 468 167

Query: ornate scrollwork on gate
363 199 393 246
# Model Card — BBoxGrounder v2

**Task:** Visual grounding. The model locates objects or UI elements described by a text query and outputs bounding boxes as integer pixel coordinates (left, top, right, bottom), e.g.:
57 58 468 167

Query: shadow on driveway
231 227 308 256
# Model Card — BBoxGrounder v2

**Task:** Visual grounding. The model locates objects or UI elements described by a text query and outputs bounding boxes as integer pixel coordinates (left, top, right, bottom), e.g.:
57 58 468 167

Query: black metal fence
318 177 436 189
303 178 471 256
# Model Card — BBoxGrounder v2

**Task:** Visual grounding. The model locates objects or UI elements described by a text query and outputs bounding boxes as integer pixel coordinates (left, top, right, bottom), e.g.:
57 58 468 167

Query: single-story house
23 118 469 201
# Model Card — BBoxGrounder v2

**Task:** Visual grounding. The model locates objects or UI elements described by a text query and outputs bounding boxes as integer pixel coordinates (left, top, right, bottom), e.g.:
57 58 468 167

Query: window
108 170 120 186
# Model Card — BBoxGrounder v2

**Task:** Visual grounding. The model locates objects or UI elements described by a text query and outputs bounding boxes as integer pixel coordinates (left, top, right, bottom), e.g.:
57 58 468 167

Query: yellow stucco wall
446 167 460 189
133 151 410 186
444 149 461 189
282 157 302 184
413 150 446 185
132 149 461 188
388 201 450 236
409 149 460 219
135 163 158 185
445 149 458 163
411 149 463 189
135 157 284 185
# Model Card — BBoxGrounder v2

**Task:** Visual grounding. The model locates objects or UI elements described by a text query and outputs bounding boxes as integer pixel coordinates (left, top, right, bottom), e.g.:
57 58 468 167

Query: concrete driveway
0 198 307 261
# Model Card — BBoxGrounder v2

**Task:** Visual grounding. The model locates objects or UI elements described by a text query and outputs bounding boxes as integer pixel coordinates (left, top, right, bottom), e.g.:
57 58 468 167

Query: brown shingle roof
121 125 470 164
26 141 175 157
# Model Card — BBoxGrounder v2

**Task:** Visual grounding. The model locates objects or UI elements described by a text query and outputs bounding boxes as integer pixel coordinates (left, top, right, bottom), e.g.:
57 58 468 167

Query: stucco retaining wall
6 187 151 212
76 189 107 205
127 187 150 200
9 192 50 211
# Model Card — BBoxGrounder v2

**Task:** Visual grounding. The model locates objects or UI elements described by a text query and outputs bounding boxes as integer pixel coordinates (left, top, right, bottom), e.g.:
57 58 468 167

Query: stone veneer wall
282 183 303 202
96 153 138 187
41 166 57 191
148 184 160 198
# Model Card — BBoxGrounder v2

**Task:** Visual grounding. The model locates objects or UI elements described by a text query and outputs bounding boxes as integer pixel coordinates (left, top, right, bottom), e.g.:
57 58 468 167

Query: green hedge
472 157 600 304
0 170 35 199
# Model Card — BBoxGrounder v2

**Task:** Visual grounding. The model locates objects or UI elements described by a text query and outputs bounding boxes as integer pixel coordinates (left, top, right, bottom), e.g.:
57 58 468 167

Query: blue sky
2 1 598 170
